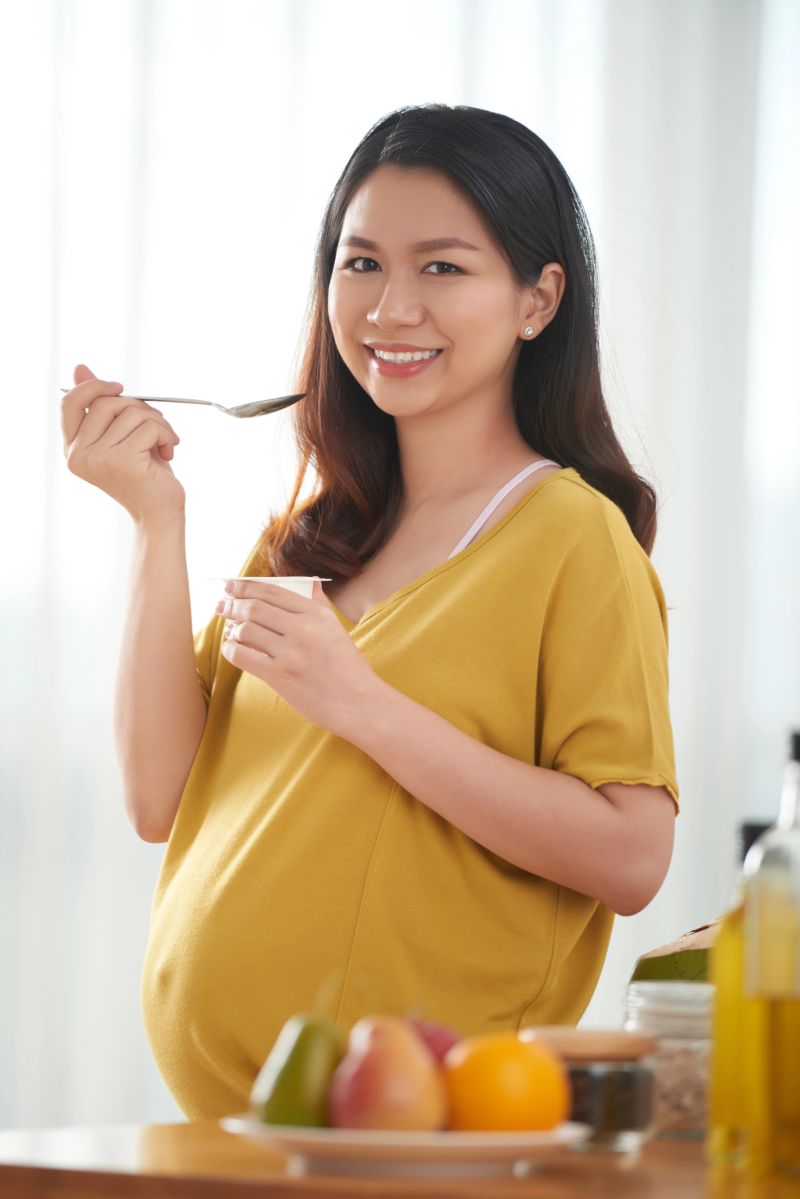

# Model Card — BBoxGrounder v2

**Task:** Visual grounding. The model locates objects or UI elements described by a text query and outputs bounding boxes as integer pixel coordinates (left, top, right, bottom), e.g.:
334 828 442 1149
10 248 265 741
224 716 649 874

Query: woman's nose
367 274 425 328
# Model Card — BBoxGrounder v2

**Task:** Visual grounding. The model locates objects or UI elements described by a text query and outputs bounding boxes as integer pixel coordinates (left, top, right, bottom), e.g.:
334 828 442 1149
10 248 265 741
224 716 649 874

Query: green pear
250 1014 344 1126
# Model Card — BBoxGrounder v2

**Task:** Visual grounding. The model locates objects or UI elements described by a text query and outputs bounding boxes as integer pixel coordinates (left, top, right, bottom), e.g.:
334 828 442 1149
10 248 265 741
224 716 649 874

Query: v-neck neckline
328 466 575 630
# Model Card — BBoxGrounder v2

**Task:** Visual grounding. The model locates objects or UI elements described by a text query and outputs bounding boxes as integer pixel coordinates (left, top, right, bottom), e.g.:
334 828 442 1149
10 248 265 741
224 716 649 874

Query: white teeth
372 348 441 363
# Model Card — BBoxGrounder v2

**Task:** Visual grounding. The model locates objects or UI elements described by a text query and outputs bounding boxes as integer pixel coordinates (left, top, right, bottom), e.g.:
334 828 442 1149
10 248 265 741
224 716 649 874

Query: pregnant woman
61 103 678 1120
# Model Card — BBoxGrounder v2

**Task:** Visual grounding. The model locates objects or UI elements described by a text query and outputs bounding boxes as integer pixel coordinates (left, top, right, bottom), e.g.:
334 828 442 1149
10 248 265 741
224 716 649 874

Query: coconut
629 921 721 982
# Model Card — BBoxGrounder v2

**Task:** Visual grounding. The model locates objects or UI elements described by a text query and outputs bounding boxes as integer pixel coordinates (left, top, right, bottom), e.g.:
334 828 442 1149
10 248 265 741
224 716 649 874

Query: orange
442 1032 569 1131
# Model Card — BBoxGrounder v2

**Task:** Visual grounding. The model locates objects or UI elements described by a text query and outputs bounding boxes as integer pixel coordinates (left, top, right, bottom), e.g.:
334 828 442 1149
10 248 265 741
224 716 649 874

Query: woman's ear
522 263 566 337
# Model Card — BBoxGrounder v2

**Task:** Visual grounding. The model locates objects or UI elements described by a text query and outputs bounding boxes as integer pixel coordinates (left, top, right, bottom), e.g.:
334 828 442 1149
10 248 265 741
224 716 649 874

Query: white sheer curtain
1 0 798 1127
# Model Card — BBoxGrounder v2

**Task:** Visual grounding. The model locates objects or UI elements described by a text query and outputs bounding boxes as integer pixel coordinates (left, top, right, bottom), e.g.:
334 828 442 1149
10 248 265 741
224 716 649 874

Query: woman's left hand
217 578 384 740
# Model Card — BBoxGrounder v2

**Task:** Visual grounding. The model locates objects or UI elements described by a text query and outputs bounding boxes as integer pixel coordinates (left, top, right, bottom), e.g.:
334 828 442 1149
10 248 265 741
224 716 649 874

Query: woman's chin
366 391 440 419
356 375 445 415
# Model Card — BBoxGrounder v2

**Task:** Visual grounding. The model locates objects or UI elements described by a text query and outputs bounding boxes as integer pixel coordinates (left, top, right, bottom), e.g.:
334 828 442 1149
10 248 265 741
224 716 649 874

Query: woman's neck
395 406 538 513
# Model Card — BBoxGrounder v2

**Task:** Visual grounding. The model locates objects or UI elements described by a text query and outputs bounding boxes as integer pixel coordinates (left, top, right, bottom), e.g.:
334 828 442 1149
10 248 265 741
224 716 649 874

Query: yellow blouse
141 467 678 1119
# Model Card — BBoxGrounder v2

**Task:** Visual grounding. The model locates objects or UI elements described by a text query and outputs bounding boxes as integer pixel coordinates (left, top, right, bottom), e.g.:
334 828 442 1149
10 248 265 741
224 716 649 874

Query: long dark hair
253 103 657 579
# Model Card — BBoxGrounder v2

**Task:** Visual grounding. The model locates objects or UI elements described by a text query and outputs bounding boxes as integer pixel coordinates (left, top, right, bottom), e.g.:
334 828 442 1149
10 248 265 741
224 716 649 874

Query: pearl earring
523 325 534 337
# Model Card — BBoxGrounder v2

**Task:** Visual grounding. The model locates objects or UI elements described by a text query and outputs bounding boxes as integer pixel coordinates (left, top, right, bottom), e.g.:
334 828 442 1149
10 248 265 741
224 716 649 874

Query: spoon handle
127 395 218 408
60 389 217 409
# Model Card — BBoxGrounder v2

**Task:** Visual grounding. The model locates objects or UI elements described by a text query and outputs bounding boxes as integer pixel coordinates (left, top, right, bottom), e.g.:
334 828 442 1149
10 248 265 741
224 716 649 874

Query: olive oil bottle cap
791 729 800 763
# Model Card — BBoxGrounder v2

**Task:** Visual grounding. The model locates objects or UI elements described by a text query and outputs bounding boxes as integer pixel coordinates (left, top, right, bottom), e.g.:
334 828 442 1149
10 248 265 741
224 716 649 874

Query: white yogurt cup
209 576 331 599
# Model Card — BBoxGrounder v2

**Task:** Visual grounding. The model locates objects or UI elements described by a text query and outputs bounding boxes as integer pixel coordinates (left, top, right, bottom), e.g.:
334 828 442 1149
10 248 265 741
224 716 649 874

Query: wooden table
0 1120 795 1198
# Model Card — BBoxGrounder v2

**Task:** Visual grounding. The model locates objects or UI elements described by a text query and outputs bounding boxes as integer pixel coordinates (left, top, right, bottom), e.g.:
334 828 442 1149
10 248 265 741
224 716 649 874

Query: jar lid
624 981 714 1038
520 1026 657 1061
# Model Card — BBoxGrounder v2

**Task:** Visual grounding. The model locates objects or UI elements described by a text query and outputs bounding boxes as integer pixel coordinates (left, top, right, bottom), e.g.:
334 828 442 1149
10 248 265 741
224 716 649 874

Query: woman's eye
345 257 378 272
424 261 461 275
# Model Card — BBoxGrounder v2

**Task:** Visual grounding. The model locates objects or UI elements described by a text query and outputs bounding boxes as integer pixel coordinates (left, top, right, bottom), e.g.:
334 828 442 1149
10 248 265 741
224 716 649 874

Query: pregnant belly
140 837 365 1119
139 696 408 1118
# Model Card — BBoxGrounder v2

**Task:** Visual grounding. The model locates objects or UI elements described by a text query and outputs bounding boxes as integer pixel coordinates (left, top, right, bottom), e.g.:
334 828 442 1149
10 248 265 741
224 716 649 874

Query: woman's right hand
61 363 185 524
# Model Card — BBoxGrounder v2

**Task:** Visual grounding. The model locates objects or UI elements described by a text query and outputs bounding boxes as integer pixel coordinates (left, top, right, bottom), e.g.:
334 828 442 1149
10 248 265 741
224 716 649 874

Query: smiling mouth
367 347 443 364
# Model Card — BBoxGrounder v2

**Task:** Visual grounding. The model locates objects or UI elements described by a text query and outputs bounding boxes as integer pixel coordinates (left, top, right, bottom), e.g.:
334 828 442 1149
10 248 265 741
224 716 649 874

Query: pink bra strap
447 460 561 559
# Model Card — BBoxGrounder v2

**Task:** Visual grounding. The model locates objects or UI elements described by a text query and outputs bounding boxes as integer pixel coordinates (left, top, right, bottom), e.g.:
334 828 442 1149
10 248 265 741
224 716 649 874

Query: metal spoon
59 389 306 418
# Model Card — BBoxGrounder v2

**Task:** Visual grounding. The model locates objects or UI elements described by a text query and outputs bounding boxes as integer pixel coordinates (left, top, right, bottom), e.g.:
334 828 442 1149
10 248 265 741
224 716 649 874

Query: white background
1 0 798 1126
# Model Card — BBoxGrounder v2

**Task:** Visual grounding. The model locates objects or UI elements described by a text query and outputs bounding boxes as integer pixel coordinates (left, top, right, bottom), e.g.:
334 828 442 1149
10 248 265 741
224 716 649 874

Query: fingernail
215 600 226 614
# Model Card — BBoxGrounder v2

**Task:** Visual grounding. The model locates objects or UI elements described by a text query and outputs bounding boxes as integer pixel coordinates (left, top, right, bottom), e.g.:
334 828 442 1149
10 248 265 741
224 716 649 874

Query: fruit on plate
328 1014 448 1131
406 1016 460 1064
250 1014 344 1126
443 1032 569 1131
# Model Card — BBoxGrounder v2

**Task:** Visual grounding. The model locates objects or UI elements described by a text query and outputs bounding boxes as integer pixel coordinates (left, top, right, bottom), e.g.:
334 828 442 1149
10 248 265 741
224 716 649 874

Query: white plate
220 1114 589 1179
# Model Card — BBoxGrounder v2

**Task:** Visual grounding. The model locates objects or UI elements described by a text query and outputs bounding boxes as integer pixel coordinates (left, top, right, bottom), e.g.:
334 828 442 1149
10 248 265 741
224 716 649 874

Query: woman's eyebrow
339 235 481 252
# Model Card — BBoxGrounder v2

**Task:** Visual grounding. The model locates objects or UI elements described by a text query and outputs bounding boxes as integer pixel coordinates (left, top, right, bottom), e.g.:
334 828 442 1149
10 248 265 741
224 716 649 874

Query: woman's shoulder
526 466 641 552
528 469 668 625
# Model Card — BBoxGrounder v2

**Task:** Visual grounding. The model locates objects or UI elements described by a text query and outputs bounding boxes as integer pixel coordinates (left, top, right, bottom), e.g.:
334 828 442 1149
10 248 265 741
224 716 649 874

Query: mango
250 1014 344 1126
328 1015 448 1131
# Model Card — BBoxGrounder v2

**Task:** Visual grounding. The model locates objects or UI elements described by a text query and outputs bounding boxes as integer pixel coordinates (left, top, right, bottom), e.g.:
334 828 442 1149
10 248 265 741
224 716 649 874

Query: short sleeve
536 498 679 810
193 614 224 705
192 542 264 704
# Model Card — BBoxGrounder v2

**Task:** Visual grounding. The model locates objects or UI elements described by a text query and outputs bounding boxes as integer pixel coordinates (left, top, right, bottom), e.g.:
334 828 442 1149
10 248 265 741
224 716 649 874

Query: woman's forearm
113 513 207 842
345 680 672 915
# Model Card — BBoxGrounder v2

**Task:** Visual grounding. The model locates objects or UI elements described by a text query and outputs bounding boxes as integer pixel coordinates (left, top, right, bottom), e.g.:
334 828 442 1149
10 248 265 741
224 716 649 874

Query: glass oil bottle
741 731 800 1178
709 730 800 1178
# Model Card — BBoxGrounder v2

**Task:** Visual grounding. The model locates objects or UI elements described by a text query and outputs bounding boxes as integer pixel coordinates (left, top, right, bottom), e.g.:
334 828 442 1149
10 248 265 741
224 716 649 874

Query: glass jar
624 980 714 1140
520 1027 657 1152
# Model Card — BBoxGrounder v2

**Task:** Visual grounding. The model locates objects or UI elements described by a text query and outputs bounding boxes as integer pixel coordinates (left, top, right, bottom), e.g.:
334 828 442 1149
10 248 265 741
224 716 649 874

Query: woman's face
328 165 536 421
